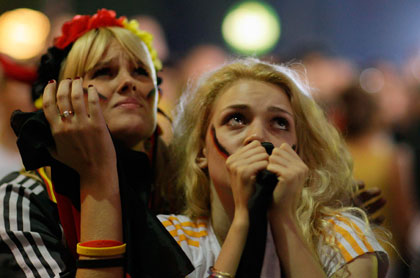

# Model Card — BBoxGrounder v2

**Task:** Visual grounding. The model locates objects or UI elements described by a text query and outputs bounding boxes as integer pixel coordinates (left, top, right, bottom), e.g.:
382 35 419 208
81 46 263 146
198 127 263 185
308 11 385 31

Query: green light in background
222 1 281 55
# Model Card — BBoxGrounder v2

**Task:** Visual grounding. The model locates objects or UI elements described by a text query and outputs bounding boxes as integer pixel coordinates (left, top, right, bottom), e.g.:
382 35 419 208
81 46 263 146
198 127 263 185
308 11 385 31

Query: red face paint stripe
210 126 229 159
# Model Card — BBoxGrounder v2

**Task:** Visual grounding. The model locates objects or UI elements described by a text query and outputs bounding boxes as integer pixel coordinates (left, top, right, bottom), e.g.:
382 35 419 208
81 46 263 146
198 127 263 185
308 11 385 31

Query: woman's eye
92 67 112 78
226 113 246 127
134 67 149 76
272 117 289 130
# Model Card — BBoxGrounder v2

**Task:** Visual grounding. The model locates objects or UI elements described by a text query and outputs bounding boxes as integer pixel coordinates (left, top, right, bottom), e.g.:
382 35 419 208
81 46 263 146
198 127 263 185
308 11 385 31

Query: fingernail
88 84 93 88
75 76 81 80
66 78 72 80
48 79 55 84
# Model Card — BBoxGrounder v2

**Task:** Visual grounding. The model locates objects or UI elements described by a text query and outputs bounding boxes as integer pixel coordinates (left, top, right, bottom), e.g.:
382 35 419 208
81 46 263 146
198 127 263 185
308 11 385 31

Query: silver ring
60 110 73 118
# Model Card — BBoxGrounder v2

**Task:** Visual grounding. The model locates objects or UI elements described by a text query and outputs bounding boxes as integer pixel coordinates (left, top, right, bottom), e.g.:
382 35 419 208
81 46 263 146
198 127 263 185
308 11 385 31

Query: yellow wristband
208 266 235 278
77 243 126 257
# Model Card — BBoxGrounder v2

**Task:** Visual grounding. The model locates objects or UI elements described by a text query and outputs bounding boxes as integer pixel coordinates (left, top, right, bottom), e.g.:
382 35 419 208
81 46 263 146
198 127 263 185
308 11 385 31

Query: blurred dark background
2 0 420 64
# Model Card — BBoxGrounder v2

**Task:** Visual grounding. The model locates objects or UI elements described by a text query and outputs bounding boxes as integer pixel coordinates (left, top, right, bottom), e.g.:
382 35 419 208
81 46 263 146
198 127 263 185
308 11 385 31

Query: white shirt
158 213 388 278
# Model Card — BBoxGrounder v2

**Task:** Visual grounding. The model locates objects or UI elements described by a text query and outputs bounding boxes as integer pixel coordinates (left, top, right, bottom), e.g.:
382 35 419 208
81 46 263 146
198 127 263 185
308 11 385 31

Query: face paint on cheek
83 87 108 102
147 88 157 99
210 125 230 159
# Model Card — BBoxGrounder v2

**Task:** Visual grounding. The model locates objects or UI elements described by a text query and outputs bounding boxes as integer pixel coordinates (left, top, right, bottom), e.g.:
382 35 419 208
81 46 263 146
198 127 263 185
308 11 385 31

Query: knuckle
225 159 234 169
237 165 247 176
71 93 82 101
89 97 99 105
42 99 53 109
57 93 68 101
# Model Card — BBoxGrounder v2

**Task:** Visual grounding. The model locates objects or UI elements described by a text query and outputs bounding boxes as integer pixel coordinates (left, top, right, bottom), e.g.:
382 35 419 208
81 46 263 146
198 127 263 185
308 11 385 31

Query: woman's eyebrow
267 106 293 116
222 104 249 111
89 60 113 72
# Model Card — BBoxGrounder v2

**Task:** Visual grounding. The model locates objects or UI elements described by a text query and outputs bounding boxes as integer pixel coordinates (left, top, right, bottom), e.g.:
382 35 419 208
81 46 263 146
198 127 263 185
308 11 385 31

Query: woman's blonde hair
59 27 157 84
171 58 368 264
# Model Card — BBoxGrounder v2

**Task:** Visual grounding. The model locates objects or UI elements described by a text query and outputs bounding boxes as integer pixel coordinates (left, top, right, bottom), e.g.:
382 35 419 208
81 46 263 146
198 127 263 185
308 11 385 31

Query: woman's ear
196 147 208 169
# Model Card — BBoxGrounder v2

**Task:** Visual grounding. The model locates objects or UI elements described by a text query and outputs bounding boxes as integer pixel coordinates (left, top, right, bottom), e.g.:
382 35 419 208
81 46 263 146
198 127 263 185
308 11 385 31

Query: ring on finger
60 110 74 118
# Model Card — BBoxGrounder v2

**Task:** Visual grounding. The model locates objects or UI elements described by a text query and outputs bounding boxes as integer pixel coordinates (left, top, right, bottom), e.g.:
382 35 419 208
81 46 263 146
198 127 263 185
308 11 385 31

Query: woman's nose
116 67 141 94
243 122 266 145
117 78 137 94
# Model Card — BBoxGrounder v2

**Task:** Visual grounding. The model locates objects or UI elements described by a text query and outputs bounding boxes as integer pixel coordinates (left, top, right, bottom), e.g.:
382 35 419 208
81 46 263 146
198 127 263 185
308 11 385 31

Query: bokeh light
222 1 281 55
359 67 385 93
0 8 50 60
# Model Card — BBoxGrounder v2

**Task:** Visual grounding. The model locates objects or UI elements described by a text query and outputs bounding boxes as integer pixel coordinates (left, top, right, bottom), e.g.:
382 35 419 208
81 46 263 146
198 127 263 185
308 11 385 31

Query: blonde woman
158 58 389 277
0 9 191 278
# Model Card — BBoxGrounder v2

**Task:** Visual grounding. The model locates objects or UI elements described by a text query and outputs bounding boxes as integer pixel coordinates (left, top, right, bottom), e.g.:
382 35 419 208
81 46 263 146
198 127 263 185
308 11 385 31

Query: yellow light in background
0 8 50 60
222 1 281 55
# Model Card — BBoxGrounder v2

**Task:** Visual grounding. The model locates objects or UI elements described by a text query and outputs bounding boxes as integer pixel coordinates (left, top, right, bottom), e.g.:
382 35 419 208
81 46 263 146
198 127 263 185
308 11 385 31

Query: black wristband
77 257 124 269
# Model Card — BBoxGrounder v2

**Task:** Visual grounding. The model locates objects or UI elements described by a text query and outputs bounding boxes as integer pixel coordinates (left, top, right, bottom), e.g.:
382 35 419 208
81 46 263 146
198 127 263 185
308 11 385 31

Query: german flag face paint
210 125 230 159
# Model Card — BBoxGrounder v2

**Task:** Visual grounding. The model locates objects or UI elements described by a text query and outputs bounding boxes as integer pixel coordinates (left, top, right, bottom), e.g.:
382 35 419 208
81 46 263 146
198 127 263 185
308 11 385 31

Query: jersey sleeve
319 213 389 277
0 172 75 277
157 214 217 278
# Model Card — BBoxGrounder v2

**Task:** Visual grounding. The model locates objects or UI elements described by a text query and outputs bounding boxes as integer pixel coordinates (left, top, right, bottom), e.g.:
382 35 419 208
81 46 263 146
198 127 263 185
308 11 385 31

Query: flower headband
54 9 162 71
32 9 162 109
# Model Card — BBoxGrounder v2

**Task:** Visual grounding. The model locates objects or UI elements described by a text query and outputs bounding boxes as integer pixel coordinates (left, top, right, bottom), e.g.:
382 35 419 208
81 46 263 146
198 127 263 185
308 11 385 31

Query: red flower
54 9 125 49
88 9 125 30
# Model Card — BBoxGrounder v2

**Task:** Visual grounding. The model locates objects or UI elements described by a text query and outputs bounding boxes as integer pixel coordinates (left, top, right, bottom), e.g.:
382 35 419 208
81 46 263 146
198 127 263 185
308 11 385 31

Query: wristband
79 240 123 248
77 241 126 257
77 257 124 268
208 266 235 278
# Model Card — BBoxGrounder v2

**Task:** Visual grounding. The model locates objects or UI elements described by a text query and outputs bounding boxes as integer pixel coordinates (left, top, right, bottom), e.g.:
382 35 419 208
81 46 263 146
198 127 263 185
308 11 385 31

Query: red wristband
79 240 123 248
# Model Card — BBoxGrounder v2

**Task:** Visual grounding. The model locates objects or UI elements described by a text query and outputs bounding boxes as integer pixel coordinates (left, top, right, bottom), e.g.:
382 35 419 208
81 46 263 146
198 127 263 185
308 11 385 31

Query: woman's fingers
42 80 59 125
355 188 381 204
364 197 387 215
266 142 308 211
227 142 269 175
71 78 87 120
44 78 97 123
56 79 73 119
86 85 103 123
267 143 299 171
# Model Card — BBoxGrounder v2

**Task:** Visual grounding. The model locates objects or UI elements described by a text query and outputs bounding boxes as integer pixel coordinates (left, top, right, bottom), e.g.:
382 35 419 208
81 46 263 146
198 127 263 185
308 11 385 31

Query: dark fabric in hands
236 142 278 278
10 109 194 277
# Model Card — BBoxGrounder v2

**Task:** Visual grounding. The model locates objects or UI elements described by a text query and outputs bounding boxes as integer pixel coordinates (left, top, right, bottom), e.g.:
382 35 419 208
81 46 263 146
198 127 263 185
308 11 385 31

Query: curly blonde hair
170 58 373 265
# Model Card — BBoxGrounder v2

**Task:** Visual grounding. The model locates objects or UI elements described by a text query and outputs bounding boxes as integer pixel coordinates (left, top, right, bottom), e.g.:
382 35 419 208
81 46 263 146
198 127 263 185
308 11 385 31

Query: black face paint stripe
211 125 230 159
83 87 108 100
147 88 156 98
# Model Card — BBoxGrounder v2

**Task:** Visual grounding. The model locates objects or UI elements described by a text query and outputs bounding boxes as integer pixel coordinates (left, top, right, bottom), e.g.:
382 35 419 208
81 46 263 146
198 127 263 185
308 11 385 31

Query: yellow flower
34 96 43 110
123 19 162 71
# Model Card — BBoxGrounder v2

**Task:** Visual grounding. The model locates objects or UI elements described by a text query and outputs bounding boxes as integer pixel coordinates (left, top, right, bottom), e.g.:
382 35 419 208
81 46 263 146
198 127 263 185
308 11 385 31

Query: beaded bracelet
77 240 126 257
208 266 235 278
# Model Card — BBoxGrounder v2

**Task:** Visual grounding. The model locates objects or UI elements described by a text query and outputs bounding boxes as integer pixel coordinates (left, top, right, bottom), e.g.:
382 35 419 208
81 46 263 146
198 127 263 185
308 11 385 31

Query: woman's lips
114 98 143 109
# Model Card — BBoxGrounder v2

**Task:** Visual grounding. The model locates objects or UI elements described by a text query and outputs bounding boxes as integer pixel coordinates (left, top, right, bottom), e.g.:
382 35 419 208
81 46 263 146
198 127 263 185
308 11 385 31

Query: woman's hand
267 143 309 214
226 140 269 215
353 182 386 225
42 78 116 183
